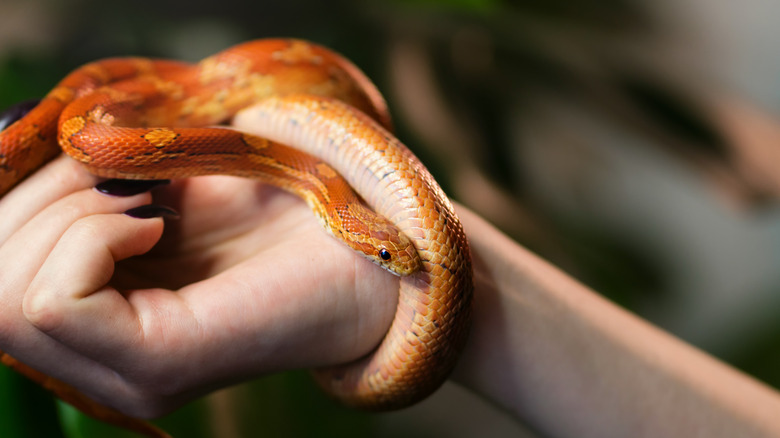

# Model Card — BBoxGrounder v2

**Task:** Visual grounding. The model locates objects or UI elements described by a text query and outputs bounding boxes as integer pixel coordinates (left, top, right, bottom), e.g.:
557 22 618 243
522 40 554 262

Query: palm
0 160 398 417
113 176 326 289
113 173 400 369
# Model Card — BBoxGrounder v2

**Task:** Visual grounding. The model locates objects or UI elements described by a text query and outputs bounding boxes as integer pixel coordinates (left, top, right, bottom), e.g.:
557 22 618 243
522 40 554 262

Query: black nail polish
95 179 171 197
0 99 41 132
123 204 180 220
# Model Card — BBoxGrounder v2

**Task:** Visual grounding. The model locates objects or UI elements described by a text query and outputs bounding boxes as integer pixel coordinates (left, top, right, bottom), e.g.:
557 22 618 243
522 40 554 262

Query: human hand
0 152 399 418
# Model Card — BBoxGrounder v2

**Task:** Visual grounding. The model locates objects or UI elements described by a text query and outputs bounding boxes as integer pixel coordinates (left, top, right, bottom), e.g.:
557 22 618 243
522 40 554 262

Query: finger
0 187 152 295
0 156 101 242
0 190 164 414
22 211 167 360
0 188 153 362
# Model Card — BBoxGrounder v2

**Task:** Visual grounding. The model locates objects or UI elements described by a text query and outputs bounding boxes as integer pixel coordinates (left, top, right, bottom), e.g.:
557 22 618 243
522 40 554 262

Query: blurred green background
2 0 780 436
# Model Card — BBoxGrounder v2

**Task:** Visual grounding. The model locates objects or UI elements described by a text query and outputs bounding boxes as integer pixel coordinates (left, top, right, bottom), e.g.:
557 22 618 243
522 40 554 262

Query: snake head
350 216 420 276
372 232 421 276
329 202 421 276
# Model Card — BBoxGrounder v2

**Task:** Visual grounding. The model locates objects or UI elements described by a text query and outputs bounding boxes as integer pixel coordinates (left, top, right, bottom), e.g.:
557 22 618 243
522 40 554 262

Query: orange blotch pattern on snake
142 128 180 148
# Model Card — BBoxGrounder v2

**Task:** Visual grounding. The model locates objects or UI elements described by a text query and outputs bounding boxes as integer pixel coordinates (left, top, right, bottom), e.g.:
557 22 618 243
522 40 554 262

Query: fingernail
95 179 170 197
123 204 180 220
0 99 41 132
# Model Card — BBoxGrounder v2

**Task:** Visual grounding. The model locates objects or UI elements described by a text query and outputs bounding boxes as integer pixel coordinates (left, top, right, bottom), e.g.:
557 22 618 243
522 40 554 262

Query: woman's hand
0 154 399 419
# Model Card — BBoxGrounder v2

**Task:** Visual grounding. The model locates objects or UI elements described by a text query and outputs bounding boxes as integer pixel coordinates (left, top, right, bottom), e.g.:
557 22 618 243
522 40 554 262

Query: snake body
0 39 472 433
233 95 473 407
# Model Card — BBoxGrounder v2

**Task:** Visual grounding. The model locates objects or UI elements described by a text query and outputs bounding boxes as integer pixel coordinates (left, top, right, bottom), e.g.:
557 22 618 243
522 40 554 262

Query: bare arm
451 205 780 438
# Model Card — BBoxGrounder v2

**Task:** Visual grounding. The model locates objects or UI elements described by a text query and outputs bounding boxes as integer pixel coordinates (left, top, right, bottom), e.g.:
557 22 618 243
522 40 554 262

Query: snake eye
379 249 391 261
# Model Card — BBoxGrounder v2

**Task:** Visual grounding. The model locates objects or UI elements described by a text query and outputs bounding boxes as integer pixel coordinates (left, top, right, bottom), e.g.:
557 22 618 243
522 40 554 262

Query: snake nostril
379 249 391 261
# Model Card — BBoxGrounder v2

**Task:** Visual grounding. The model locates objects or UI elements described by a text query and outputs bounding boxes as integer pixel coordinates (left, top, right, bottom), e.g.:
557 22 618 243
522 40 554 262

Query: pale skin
1 155 780 437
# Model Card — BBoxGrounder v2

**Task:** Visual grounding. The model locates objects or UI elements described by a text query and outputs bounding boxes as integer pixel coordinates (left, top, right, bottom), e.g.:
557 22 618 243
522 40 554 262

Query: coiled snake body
0 39 472 437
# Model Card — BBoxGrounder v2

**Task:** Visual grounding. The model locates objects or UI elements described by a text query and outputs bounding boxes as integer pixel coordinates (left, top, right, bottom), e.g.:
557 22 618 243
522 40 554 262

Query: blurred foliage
733 325 780 390
0 56 69 107
2 0 780 436
0 365 64 437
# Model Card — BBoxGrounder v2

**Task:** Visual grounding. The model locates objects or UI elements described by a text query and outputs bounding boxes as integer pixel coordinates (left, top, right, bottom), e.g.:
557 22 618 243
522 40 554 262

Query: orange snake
0 39 472 437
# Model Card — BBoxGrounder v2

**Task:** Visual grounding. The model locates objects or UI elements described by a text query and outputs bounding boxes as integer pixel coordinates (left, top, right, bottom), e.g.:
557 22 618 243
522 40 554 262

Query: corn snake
0 39 472 437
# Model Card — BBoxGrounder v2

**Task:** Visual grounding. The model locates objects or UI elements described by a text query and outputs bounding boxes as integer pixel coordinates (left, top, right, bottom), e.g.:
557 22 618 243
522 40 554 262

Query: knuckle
67 215 105 241
53 191 103 224
22 283 65 333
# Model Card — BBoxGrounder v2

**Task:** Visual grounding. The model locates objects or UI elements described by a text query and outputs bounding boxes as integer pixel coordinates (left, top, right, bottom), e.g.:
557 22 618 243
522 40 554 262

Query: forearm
451 206 780 438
